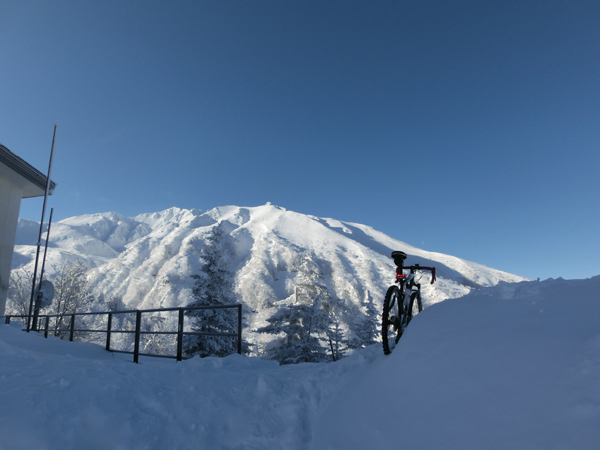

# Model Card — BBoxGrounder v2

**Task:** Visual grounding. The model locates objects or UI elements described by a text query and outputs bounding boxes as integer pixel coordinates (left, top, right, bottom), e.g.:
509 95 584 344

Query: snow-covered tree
347 292 380 349
258 250 356 364
103 295 126 313
184 225 241 357
326 313 346 361
258 265 346 365
6 268 34 323
141 313 179 356
7 263 94 338
81 294 134 349
48 260 94 339
258 291 333 364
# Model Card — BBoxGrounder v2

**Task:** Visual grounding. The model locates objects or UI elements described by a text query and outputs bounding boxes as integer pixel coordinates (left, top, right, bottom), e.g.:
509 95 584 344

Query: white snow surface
2 276 599 449
11 204 528 351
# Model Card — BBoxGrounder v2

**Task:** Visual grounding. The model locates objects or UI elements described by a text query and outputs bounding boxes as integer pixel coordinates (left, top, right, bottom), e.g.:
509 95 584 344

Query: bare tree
49 260 93 338
6 268 34 324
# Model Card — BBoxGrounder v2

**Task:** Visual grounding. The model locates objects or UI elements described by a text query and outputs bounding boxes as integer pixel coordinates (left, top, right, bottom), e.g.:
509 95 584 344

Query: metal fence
3 304 243 363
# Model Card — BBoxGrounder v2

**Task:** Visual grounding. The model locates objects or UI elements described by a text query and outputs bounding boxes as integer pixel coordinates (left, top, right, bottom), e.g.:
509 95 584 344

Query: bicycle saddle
391 251 407 267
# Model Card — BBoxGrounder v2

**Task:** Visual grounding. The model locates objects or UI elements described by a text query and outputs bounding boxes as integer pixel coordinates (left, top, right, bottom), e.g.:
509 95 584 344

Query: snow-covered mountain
11 203 528 351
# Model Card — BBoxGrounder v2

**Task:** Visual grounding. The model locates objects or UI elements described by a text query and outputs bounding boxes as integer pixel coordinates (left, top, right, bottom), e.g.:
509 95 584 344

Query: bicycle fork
391 292 411 332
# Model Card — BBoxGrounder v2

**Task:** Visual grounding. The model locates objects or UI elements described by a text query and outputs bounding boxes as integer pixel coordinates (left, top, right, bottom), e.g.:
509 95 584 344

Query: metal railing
3 304 243 363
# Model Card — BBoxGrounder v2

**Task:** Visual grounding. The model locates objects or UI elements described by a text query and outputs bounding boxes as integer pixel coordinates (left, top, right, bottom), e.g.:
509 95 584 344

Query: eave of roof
0 144 57 198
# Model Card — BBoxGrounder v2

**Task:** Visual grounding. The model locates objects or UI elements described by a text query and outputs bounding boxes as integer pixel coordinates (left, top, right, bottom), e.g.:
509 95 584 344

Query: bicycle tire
382 285 403 355
405 291 422 326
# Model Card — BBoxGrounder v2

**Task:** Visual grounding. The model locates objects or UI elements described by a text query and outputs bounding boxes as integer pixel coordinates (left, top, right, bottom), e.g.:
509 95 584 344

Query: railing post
237 304 242 354
44 316 49 338
69 314 75 341
5 316 10 325
32 299 40 331
133 310 142 363
176 308 184 362
106 312 112 351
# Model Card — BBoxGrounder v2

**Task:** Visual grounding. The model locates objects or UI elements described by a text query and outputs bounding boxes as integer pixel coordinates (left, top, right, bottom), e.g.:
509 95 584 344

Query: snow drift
1 276 599 449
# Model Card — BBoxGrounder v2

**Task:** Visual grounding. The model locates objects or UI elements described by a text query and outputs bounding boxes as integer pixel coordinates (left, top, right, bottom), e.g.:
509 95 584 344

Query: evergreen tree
258 251 356 364
184 225 240 357
258 290 334 364
326 312 346 361
348 292 380 349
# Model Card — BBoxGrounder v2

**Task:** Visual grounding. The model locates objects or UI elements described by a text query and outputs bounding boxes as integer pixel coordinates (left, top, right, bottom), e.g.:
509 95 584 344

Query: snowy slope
1 276 599 449
10 204 527 350
312 276 600 449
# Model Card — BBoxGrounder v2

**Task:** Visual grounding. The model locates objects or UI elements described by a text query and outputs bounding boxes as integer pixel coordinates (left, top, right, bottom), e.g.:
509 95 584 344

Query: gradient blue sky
1 1 598 280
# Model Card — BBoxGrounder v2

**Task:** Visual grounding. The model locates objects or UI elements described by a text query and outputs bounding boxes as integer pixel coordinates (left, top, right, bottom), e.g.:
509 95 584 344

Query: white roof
0 144 56 198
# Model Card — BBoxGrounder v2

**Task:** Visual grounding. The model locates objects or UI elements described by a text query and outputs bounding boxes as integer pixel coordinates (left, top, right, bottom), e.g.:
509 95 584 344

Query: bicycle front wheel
382 285 403 355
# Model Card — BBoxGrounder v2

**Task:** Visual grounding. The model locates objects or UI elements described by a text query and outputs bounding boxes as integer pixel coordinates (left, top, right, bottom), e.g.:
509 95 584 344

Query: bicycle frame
397 264 435 284
396 269 418 289
395 264 434 300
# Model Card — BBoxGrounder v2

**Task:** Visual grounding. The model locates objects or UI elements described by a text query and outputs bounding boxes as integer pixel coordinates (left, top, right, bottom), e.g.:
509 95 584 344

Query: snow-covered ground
2 276 599 449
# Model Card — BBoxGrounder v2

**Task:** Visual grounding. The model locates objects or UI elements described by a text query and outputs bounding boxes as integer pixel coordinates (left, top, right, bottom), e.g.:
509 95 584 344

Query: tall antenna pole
27 125 57 331
38 208 53 289
32 208 54 331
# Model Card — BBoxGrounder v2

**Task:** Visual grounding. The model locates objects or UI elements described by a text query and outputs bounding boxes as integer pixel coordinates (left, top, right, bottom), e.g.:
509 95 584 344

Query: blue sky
1 0 598 281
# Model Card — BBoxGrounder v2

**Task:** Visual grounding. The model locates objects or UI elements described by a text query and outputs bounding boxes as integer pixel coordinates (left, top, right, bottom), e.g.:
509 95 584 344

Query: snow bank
2 276 599 449
312 276 600 450
0 322 379 450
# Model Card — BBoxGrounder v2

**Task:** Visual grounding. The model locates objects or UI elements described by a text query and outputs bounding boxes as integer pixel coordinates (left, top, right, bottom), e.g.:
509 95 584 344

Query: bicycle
382 251 436 355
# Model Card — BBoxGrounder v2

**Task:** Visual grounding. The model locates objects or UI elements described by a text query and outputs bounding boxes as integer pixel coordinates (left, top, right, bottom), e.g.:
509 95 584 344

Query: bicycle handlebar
398 265 436 284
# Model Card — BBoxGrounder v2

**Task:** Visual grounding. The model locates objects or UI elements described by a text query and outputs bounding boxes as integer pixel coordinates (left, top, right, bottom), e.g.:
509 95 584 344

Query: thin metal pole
32 208 54 331
176 308 184 361
27 125 58 331
133 310 142 363
106 312 112 351
69 314 75 341
237 304 242 354
38 208 53 288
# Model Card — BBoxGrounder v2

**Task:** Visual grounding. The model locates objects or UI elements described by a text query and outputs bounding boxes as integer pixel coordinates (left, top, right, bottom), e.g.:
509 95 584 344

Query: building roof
0 144 57 198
